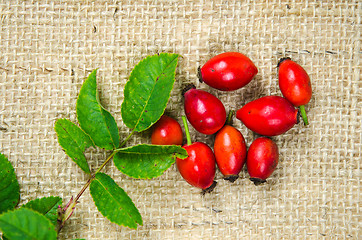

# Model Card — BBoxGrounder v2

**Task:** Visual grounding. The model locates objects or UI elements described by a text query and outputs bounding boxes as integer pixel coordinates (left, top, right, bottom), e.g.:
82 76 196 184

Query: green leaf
114 144 188 179
121 53 179 132
0 208 57 240
55 119 94 173
21 196 62 227
0 153 20 214
90 173 142 229
76 69 120 150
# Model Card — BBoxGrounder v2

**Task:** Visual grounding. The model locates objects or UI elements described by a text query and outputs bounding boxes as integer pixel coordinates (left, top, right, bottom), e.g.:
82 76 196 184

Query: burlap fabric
0 1 360 239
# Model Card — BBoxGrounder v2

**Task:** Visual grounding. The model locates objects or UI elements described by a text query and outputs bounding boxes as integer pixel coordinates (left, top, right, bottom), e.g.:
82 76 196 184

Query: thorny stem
57 130 134 234
299 105 309 126
182 116 192 145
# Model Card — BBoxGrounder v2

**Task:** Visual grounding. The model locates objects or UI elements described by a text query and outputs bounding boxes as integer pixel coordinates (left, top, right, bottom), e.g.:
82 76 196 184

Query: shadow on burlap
0 1 360 239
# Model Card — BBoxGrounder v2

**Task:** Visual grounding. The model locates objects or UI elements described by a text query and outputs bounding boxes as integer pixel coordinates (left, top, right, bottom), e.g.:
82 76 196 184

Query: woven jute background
0 1 360 239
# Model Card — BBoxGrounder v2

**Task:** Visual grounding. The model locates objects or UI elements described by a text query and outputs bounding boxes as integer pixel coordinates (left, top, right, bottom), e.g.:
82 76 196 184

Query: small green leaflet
0 208 57 240
76 69 120 150
114 144 188 179
22 196 62 227
90 173 142 229
121 53 179 132
0 153 20 214
55 119 94 173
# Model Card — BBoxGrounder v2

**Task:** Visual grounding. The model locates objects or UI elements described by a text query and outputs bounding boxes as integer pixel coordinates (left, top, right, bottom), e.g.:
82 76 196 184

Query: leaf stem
94 151 117 176
182 116 192 146
299 105 309 126
58 131 135 234
226 110 235 126
95 130 134 176
119 130 135 148
58 177 93 233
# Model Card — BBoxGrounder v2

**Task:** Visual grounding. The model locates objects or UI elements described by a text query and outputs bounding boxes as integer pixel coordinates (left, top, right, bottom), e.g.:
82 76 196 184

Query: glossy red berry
199 52 258 91
214 124 247 182
151 115 183 145
278 57 312 125
176 116 216 193
246 137 279 185
183 85 226 135
278 58 312 106
236 96 298 136
177 142 217 191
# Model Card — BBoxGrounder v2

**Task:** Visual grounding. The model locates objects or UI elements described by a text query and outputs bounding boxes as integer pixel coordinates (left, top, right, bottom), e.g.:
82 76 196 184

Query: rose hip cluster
151 52 312 192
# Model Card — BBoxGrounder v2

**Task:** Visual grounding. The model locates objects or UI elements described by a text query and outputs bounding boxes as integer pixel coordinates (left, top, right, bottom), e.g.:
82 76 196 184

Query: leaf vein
94 178 137 224
100 108 116 149
132 54 179 131
58 121 87 155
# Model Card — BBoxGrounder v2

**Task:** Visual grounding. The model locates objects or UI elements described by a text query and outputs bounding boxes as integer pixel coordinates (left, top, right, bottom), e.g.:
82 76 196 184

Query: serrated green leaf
55 119 94 173
76 69 120 150
0 208 57 240
90 173 142 229
121 53 179 132
0 153 20 214
114 144 188 179
22 196 62 227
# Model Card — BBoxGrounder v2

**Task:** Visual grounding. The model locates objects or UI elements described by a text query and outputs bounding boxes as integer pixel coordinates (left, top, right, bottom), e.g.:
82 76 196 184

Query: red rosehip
214 124 247 182
247 137 279 185
199 52 258 91
236 96 298 136
278 57 312 125
151 115 183 145
177 142 216 191
176 116 217 193
183 84 226 135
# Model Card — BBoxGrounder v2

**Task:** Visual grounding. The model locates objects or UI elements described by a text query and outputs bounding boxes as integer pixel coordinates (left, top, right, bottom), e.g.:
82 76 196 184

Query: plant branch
94 151 117 176
119 130 135 148
57 131 134 234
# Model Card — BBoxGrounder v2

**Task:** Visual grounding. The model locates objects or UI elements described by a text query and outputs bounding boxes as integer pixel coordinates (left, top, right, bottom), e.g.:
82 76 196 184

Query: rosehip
183 84 226 135
247 137 279 185
214 125 247 182
198 52 258 91
176 116 217 193
278 57 312 125
236 96 298 136
214 111 247 182
151 115 183 145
